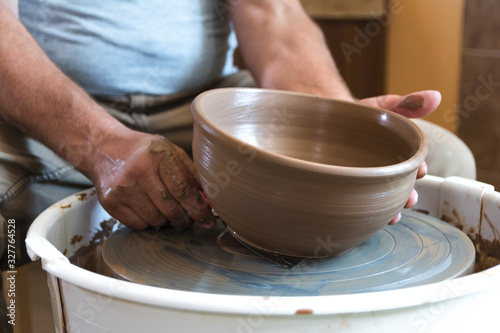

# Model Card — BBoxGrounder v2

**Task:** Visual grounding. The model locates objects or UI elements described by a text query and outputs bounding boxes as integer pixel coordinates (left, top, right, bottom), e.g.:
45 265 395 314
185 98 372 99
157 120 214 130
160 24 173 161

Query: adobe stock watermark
5 219 17 327
442 73 500 127
235 233 346 333
66 278 126 333
202 105 296 200
400 279 468 333
236 229 470 333
340 0 410 63
236 294 287 333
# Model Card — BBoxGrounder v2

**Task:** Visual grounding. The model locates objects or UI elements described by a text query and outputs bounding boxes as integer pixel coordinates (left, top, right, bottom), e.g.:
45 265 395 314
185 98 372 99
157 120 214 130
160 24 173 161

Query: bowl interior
199 89 423 168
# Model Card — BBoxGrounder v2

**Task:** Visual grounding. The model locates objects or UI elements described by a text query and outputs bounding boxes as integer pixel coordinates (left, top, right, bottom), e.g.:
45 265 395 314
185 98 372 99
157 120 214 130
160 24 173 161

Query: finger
149 184 194 229
152 140 216 228
388 188 419 226
128 193 169 228
359 90 441 118
190 189 217 229
118 192 168 228
417 161 428 179
97 188 150 229
389 212 401 225
98 184 168 229
174 145 203 188
173 151 218 229
170 147 216 228
404 189 419 209
160 164 215 228
107 204 150 230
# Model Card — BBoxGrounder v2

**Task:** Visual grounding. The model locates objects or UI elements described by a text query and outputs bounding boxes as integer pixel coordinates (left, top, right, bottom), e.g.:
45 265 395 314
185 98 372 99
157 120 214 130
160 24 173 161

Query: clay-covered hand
88 132 216 230
357 90 442 224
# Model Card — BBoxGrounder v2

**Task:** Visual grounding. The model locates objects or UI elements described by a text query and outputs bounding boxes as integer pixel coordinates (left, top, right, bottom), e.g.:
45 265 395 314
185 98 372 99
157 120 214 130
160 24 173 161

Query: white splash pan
26 175 500 332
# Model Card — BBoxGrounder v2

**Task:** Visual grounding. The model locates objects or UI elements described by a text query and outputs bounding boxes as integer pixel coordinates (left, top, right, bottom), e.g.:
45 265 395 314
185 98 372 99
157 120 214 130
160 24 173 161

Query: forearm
231 0 352 100
0 3 129 177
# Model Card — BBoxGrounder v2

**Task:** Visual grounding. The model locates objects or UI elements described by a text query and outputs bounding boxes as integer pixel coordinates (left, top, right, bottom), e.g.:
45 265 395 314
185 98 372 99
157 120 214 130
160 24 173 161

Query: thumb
358 90 441 118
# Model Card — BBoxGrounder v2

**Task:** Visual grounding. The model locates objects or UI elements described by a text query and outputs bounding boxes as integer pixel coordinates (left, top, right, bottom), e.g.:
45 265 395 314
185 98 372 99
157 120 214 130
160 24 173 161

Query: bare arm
231 0 352 100
0 3 126 173
0 3 214 229
231 0 440 116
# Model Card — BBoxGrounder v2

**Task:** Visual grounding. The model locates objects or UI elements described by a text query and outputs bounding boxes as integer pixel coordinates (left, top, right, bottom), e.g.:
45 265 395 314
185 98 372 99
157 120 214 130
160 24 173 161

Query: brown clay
69 218 118 277
397 94 424 111
191 88 428 257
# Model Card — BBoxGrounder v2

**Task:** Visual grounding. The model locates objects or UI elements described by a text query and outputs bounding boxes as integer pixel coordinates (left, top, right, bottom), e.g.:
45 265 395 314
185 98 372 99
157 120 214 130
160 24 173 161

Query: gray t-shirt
19 0 237 96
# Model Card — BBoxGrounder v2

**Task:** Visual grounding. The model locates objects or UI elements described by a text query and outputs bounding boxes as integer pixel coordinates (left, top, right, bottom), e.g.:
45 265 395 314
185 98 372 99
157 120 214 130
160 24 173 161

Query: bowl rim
192 87 428 178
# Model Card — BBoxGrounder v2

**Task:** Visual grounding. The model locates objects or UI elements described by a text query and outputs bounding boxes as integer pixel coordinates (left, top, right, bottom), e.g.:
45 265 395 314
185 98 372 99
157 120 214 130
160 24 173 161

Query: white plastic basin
26 175 500 332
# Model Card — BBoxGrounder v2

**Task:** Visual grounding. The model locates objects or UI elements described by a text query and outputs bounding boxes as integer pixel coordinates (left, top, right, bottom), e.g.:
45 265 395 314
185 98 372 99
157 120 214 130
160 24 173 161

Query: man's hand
358 90 442 224
88 131 216 230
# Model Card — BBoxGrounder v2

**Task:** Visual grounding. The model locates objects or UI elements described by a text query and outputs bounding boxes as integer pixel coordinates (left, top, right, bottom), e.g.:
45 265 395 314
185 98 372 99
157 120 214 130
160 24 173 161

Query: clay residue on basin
69 218 118 277
75 192 88 201
295 309 314 315
70 234 83 245
473 213 500 271
442 209 500 272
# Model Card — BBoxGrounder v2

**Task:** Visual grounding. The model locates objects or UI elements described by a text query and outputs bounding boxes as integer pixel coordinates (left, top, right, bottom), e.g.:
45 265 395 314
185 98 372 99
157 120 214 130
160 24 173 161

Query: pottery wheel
102 210 475 296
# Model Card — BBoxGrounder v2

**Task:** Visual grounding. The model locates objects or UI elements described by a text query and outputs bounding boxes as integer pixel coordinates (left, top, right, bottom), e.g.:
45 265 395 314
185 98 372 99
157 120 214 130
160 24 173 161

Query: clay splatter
442 208 500 272
295 309 314 315
473 213 500 272
76 193 88 201
69 218 119 277
70 235 84 245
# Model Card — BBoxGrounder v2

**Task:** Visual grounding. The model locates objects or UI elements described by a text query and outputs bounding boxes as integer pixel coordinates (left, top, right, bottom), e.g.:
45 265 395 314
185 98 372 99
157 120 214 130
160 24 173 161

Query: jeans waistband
92 83 219 115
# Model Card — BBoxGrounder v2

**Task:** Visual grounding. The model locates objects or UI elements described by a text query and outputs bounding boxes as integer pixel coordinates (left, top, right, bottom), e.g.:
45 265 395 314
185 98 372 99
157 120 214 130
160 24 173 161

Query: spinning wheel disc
102 210 475 296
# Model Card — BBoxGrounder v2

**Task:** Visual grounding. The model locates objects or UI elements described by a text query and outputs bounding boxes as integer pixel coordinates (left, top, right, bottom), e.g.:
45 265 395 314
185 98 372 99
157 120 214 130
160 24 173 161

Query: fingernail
194 191 210 209
397 95 424 111
198 214 216 229
405 189 418 208
160 188 169 200
418 161 428 178
422 161 428 174
389 212 401 225
157 218 168 227
199 190 212 209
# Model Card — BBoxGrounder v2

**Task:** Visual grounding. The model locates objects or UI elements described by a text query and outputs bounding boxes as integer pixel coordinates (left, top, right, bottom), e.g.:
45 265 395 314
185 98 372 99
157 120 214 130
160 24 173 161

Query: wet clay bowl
191 88 428 258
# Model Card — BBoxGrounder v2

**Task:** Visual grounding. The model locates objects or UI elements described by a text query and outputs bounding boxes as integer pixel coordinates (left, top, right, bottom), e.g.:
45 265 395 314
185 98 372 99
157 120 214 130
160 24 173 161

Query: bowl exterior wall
193 122 418 257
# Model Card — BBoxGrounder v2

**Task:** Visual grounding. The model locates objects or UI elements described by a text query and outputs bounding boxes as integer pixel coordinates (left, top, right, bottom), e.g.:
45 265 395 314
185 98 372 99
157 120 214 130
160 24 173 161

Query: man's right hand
0 3 215 231
88 131 216 230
